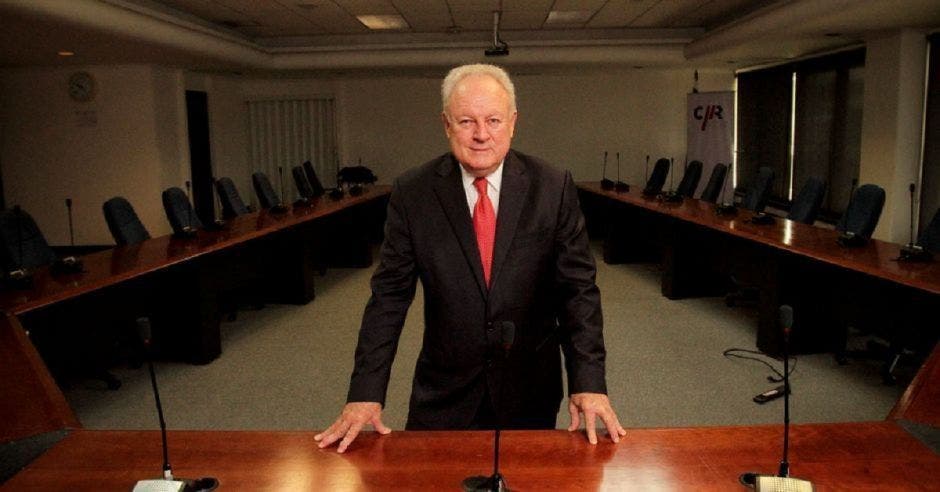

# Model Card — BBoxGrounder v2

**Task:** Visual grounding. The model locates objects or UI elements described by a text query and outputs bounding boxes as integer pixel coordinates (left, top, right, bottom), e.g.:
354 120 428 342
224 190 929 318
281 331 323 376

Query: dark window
736 48 865 218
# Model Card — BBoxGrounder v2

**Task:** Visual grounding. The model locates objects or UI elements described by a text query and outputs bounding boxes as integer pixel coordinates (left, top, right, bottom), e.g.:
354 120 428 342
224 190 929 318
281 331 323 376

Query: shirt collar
460 159 504 193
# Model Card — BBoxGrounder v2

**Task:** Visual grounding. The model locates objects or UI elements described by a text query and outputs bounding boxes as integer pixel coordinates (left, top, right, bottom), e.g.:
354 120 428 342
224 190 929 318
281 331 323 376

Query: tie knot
474 177 488 194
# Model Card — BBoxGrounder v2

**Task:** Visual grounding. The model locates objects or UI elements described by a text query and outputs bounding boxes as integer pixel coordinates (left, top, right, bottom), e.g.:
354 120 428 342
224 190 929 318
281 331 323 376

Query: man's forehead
447 75 511 112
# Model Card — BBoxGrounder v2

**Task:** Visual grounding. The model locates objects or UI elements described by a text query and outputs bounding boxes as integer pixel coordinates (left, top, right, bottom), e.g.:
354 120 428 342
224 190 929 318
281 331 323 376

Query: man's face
442 74 517 178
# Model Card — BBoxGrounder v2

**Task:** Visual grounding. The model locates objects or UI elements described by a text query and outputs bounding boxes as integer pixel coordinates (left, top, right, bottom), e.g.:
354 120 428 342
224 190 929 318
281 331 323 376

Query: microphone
739 306 813 492
133 318 219 492
600 151 614 190
177 181 198 238
51 199 84 275
898 182 932 262
463 321 515 492
614 152 629 192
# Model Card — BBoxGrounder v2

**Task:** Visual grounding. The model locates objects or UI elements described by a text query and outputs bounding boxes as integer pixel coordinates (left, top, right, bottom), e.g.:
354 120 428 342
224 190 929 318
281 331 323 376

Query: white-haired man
316 64 625 453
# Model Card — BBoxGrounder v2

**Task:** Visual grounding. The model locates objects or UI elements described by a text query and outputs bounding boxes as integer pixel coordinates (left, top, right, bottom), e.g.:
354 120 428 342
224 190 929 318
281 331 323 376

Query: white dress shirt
460 161 503 217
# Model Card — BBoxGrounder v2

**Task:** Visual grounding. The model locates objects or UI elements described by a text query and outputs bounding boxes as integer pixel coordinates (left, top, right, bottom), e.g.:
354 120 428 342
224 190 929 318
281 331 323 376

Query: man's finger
567 400 580 432
337 422 364 454
317 420 350 449
585 412 598 445
372 416 392 435
600 411 622 443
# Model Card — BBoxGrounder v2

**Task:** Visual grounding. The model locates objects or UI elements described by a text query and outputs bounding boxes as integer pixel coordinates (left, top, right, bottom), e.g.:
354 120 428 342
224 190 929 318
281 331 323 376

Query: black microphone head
501 321 515 349
65 198 72 208
779 305 793 331
909 183 916 193
136 317 152 344
185 180 191 191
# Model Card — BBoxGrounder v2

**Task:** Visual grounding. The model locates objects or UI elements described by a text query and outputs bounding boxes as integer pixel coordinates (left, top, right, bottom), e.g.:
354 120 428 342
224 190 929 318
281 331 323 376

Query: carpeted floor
65 243 907 431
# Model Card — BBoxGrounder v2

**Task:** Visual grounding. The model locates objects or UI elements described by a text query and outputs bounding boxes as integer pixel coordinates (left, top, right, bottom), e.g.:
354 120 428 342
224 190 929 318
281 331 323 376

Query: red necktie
473 177 496 287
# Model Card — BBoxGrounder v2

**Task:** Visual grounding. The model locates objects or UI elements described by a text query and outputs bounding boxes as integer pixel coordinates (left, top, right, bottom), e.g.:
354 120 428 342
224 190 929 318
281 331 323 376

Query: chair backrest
102 197 151 246
161 187 203 235
0 207 57 271
252 172 282 209
836 184 885 238
215 177 249 219
644 158 670 194
292 166 316 200
741 166 775 212
699 163 728 203
302 160 326 198
918 207 940 254
787 177 827 225
675 161 703 198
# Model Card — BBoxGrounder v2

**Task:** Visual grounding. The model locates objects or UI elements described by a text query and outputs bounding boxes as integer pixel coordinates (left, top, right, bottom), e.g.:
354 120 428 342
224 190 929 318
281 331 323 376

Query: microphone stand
177 181 198 238
600 151 614 190
5 206 33 287
715 165 737 215
899 182 932 262
614 152 629 192
203 179 227 231
661 157 682 202
52 199 84 275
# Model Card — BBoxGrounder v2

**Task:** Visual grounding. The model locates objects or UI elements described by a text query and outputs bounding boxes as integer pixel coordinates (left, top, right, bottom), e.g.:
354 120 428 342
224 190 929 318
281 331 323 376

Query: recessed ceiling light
357 14 409 30
58 51 75 57
545 10 592 25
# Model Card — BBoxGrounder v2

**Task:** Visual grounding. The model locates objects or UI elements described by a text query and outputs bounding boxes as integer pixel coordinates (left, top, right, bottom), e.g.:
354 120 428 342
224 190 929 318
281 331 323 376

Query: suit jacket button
486 357 493 368
486 322 494 332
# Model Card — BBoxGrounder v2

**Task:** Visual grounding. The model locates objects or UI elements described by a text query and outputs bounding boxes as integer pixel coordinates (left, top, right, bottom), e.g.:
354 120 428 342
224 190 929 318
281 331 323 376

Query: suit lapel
432 155 488 297
490 151 530 288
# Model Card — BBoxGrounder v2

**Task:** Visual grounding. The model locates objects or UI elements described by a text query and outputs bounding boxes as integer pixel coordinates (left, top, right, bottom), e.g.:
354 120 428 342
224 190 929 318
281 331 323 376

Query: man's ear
441 112 451 136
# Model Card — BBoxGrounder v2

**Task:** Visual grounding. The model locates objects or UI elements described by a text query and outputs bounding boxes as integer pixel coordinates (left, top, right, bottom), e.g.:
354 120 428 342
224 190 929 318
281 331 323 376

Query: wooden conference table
3 423 938 490
0 186 390 364
578 182 940 356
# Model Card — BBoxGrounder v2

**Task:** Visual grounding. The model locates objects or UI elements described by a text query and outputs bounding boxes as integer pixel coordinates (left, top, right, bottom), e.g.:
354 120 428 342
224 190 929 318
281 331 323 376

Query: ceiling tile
588 0 659 28
332 0 399 15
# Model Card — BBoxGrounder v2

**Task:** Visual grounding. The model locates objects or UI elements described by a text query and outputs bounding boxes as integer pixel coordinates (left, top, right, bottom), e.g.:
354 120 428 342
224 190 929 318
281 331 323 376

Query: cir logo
694 105 723 131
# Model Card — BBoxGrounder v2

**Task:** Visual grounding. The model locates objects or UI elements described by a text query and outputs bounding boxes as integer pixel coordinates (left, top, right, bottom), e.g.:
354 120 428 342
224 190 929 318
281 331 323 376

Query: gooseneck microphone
614 152 629 192
204 178 226 231
463 321 515 492
739 306 813 492
65 198 75 247
52 199 84 275
715 165 737 216
899 182 932 262
600 151 614 190
661 157 682 203
134 318 219 492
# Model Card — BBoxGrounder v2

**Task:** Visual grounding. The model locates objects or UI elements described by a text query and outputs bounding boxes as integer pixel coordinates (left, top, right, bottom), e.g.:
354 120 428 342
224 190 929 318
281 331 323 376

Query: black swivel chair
0 207 57 272
699 163 728 203
252 172 284 210
741 166 775 213
643 158 670 195
215 177 250 219
292 166 317 201
162 187 202 236
787 177 827 225
836 184 885 239
675 161 703 198
918 207 940 253
302 160 326 198
103 197 151 246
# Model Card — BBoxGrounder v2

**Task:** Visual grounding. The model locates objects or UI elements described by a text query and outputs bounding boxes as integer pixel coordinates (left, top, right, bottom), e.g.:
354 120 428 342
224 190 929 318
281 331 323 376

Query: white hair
441 64 516 114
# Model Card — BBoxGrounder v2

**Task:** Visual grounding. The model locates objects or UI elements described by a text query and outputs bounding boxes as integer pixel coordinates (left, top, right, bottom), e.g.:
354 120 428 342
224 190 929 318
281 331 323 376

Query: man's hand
314 402 391 453
567 393 626 444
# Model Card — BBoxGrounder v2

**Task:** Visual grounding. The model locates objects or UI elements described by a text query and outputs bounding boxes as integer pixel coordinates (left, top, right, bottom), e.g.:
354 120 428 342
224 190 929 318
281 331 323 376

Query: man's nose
473 121 490 141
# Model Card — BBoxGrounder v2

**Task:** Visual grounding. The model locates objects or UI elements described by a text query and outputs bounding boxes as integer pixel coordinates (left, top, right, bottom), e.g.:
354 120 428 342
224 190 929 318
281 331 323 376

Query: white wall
859 29 928 242
0 64 189 245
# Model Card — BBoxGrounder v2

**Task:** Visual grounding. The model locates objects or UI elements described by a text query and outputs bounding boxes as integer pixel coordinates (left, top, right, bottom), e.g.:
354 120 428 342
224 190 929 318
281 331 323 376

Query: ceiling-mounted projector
485 10 509 57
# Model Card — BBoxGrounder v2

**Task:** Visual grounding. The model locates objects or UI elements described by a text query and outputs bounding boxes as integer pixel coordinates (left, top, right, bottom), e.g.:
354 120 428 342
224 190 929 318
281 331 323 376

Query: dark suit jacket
347 149 607 430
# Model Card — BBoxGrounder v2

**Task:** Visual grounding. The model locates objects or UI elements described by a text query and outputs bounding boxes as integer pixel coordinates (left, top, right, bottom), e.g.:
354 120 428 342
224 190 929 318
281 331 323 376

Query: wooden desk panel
4 424 937 490
0 186 390 316
0 314 79 442
891 343 940 427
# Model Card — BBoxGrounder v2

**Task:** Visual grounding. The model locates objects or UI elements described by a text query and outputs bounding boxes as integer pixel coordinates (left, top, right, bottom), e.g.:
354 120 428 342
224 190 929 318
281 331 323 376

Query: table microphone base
462 473 509 492
133 477 219 492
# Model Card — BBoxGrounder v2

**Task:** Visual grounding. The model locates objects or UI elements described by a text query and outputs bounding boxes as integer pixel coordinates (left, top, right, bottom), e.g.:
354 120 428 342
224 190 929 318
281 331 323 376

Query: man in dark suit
316 64 625 453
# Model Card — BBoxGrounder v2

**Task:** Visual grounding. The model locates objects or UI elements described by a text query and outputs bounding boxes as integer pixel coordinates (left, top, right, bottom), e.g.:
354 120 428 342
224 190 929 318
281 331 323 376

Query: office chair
292 165 317 201
161 187 203 236
252 172 284 209
103 197 151 246
302 160 326 198
699 163 728 203
675 160 703 198
740 166 775 213
643 158 670 195
215 177 250 219
917 207 940 254
0 206 58 275
835 184 885 239
786 177 827 225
